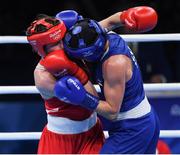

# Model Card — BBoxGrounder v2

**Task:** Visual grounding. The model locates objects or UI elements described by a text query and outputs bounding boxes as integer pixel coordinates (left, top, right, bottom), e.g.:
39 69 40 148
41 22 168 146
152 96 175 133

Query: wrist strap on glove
82 92 99 111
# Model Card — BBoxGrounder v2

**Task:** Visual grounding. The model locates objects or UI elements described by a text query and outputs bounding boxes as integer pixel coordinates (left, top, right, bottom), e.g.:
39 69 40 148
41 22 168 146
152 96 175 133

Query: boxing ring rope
1 130 180 141
1 33 180 44
0 84 180 140
1 34 180 140
1 83 180 97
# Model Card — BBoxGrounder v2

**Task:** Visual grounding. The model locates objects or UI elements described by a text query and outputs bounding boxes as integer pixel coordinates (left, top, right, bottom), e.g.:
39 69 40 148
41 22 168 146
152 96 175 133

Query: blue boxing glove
54 76 99 111
55 10 83 29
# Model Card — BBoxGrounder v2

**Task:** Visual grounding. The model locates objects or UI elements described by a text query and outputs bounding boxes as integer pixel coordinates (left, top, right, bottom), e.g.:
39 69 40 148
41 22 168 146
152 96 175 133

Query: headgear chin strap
26 17 66 57
63 19 107 62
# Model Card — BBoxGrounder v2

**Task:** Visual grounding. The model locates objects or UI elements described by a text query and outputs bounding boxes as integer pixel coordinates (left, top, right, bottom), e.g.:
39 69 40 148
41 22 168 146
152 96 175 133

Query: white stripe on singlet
47 112 97 134
116 96 151 121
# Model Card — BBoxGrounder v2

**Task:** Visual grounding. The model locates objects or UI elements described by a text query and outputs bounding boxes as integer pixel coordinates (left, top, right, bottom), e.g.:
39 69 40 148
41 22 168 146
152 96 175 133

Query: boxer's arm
99 12 122 31
35 63 98 100
34 63 56 99
95 55 130 120
99 6 158 33
54 55 131 120
40 50 88 85
56 9 122 30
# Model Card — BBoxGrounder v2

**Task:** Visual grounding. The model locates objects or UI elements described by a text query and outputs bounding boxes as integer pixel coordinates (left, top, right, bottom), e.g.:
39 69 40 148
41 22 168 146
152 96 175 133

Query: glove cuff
82 92 99 111
119 11 126 23
73 67 88 85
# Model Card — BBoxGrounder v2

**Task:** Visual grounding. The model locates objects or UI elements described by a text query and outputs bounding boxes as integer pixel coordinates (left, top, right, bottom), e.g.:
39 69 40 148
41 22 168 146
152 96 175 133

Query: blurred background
0 0 180 85
0 0 180 154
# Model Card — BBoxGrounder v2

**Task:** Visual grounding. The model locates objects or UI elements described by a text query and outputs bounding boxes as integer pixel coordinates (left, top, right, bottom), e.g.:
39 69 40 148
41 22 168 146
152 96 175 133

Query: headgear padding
63 19 107 61
26 17 66 57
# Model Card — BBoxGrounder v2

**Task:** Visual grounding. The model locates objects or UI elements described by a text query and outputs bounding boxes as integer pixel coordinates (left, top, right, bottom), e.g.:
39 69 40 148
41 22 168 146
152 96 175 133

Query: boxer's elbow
97 101 120 120
106 104 120 120
106 112 119 121
103 108 119 120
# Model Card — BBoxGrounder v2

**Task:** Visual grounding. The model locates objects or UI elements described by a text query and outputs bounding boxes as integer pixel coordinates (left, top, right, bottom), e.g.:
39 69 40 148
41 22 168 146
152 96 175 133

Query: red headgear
26 17 66 57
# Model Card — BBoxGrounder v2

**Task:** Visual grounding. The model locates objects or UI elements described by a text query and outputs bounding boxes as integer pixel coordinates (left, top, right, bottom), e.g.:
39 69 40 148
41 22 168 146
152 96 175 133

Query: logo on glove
54 69 68 78
67 78 80 90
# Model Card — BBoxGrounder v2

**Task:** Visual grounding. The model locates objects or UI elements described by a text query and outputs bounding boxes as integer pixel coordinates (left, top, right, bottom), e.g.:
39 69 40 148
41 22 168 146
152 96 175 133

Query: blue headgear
63 19 107 61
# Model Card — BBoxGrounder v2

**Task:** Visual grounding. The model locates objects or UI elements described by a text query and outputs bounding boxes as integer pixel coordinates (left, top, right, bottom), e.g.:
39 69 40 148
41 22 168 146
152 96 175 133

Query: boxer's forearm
99 12 122 30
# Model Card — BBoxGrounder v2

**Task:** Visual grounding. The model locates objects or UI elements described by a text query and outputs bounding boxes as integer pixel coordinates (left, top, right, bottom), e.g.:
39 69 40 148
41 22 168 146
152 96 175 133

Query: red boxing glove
40 50 88 85
120 6 158 32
